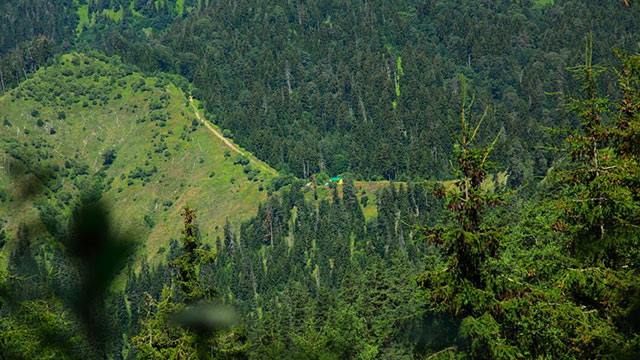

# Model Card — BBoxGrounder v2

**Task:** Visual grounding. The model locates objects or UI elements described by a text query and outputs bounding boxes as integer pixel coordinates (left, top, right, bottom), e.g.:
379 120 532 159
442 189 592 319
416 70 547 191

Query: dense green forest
1 1 639 359
2 1 639 181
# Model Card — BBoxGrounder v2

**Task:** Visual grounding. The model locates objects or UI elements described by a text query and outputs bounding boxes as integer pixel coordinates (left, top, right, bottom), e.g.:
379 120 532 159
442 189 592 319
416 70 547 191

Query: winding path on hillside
189 96 277 176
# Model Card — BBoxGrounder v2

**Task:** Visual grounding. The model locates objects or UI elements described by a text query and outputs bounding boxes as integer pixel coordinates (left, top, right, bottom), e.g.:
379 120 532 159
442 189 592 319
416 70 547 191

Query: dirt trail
189 97 277 176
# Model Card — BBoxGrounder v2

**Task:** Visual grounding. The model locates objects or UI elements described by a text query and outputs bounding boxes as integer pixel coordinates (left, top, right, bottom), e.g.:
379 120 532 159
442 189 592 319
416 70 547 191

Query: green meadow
0 53 274 261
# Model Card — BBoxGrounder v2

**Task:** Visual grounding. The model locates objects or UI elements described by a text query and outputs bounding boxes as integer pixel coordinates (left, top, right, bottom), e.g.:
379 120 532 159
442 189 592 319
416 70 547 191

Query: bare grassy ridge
0 53 274 261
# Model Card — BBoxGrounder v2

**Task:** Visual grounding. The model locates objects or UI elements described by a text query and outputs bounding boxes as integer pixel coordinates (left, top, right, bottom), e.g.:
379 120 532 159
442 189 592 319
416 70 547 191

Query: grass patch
75 4 90 35
103 6 124 23
176 0 185 16
0 53 276 262
128 0 145 18
533 0 554 8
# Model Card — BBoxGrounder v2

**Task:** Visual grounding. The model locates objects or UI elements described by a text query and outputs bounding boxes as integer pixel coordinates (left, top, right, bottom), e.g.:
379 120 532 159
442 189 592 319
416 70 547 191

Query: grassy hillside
0 53 275 261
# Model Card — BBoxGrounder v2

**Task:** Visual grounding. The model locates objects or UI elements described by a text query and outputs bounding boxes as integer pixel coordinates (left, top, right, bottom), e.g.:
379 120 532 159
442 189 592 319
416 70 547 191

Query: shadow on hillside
1 151 239 358
1 154 136 357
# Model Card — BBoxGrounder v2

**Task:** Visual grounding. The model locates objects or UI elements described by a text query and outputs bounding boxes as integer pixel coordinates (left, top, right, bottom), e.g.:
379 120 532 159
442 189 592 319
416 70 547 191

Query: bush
150 110 168 123
234 155 250 166
0 189 9 202
149 99 164 110
103 149 117 166
128 166 157 181
270 174 300 191
315 172 330 185
360 194 369 207
143 214 155 229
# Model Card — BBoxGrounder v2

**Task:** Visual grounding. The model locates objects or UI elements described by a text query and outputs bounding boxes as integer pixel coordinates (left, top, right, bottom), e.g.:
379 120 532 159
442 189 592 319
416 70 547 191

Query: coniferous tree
133 207 247 359
554 35 638 267
342 177 366 241
421 75 504 299
419 77 517 358
171 206 205 303
549 40 640 355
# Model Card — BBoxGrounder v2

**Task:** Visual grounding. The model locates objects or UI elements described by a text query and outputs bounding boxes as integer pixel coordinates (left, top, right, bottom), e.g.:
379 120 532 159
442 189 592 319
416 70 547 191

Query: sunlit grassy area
0 53 275 262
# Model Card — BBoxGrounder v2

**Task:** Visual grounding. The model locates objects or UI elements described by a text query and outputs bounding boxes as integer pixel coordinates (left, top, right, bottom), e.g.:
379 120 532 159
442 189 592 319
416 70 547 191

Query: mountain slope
2 1 639 184
0 53 275 259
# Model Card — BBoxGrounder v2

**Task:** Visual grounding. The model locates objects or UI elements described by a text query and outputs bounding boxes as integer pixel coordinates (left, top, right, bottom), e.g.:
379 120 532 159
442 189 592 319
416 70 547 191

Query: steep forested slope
0 0 201 91
0 53 273 259
88 1 640 181
2 1 639 183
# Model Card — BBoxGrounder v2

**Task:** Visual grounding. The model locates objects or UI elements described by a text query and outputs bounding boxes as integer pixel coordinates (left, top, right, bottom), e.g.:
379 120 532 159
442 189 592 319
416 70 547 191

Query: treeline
0 0 192 92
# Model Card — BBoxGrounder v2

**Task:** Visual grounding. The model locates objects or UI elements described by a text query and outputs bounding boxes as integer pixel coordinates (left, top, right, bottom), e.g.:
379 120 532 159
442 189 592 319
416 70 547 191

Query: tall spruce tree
421 75 504 302
554 34 639 267
133 207 248 359
172 206 206 302
418 77 523 358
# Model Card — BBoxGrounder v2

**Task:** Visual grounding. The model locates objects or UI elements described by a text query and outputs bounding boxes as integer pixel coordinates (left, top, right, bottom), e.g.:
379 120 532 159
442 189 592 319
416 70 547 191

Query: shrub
143 214 155 229
360 194 369 207
270 174 301 191
234 155 250 166
102 149 117 166
149 99 164 110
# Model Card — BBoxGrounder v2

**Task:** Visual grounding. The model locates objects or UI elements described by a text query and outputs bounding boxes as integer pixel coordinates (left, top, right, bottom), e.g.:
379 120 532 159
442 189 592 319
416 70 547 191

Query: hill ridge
188 96 277 177
0 52 274 260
